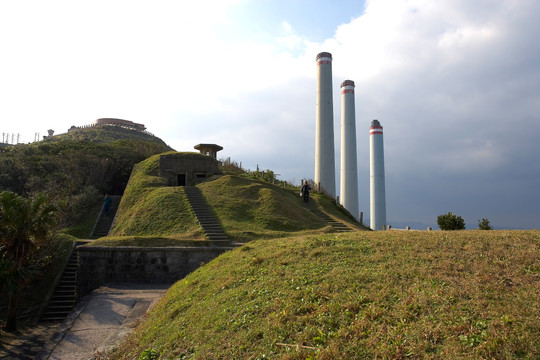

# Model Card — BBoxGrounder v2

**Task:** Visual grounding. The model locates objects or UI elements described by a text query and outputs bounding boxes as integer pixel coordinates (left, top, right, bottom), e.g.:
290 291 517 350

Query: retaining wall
77 245 232 298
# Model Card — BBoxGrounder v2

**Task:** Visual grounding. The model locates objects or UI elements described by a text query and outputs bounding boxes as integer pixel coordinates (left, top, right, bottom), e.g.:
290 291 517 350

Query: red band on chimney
370 126 383 135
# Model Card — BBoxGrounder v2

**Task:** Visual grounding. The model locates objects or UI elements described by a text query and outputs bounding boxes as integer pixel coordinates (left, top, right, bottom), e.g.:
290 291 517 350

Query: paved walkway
0 323 60 360
37 283 170 360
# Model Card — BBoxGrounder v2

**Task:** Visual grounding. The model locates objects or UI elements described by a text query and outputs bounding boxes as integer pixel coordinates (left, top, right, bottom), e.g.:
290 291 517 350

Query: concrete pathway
0 323 60 360
37 283 170 360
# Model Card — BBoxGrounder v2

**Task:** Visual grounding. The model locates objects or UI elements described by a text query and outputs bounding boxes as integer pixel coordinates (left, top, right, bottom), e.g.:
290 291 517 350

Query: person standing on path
104 194 112 216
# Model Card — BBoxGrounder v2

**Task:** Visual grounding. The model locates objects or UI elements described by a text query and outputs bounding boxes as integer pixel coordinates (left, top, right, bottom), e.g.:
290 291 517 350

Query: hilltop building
68 118 147 133
159 145 223 186
94 118 146 131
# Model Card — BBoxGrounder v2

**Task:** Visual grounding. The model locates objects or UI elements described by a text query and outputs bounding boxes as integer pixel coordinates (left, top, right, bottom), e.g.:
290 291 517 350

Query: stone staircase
39 241 89 322
184 186 231 245
90 195 121 238
304 199 352 233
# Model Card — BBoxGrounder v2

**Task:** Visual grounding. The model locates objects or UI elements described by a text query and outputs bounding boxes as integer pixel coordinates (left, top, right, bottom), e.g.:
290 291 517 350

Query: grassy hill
0 126 173 234
199 175 363 242
107 230 540 359
100 152 365 245
106 152 205 244
48 125 171 149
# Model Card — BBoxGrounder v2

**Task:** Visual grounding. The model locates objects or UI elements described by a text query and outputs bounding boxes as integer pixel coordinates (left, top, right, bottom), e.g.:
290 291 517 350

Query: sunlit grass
109 153 204 239
89 235 210 247
108 230 540 359
104 154 366 245
198 175 365 242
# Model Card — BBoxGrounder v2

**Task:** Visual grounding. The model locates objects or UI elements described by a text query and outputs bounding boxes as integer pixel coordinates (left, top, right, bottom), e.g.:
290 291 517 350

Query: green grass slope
0 126 174 231
107 153 204 242
48 125 172 150
108 230 539 359
101 153 365 245
199 175 364 242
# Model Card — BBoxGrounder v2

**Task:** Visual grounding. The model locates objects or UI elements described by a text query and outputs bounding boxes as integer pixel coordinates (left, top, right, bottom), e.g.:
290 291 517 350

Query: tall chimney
315 52 336 198
340 80 359 220
370 119 386 230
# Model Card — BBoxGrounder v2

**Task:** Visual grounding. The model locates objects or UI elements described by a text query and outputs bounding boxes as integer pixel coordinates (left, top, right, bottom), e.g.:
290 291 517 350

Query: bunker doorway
178 174 186 186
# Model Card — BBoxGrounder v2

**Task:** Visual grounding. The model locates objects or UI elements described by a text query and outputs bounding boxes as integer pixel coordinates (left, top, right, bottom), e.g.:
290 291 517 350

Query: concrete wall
159 152 221 186
77 245 232 298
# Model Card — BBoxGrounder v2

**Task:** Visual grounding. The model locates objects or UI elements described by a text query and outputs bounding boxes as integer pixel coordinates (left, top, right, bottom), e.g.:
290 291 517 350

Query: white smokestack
314 52 336 198
340 80 359 220
370 119 386 230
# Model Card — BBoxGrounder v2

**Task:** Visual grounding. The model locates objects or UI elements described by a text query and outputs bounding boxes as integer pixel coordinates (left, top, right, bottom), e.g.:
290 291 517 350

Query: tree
437 212 466 230
0 191 57 331
478 218 493 230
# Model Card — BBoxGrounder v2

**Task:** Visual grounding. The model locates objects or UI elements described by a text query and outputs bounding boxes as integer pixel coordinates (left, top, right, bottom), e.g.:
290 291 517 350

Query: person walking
301 181 311 202
103 194 112 216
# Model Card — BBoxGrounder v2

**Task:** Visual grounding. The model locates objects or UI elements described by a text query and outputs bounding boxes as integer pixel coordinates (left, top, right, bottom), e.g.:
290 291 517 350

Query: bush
138 348 159 360
437 212 466 230
478 218 493 230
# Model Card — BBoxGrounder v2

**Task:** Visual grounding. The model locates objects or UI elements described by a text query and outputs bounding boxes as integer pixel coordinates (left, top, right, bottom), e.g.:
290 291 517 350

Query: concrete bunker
159 149 222 186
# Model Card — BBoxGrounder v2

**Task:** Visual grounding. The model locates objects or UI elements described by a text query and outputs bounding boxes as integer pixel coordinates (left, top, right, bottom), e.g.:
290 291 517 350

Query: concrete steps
40 243 81 322
40 240 92 322
304 200 353 233
90 195 121 238
184 186 231 245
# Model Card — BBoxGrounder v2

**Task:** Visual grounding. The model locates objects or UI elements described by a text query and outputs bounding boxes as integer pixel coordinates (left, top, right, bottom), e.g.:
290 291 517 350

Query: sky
1 0 539 230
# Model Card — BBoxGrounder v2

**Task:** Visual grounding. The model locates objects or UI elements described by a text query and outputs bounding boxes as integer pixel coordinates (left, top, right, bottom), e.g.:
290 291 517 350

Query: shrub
478 218 493 230
138 348 159 360
437 212 466 230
